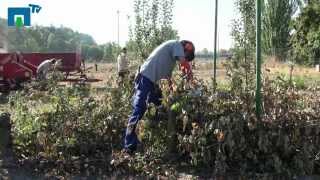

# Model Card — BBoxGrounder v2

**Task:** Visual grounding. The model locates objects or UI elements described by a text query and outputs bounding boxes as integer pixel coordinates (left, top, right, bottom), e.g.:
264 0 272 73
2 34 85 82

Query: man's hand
180 59 193 81
180 60 191 74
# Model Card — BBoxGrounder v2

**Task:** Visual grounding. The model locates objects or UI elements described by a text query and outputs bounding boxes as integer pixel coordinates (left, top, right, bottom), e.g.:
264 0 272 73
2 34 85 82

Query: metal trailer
0 52 100 92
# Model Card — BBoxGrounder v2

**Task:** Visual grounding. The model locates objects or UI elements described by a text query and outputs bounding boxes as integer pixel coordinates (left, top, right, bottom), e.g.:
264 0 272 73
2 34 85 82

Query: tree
0 18 105 60
130 0 178 61
101 42 119 62
230 0 256 92
202 48 209 57
79 33 96 46
47 32 58 51
0 19 8 51
201 48 210 59
262 0 301 61
195 48 213 60
87 46 104 61
231 0 256 60
291 0 320 65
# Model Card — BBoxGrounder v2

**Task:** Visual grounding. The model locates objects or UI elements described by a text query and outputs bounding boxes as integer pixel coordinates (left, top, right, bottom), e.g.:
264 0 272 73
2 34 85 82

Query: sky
0 0 237 51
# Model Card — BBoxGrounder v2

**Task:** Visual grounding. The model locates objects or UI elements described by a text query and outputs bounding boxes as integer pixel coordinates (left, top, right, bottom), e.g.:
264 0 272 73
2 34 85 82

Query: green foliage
3 71 320 178
129 0 179 60
196 48 214 59
82 45 104 61
275 72 308 90
262 0 300 61
231 27 256 94
101 42 120 62
231 0 256 91
0 18 114 62
291 0 320 65
232 0 256 51
168 76 320 178
9 78 133 171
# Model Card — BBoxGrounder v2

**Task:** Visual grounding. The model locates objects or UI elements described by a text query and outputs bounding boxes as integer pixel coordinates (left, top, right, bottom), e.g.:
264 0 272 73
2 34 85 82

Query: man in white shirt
117 48 129 79
36 58 57 80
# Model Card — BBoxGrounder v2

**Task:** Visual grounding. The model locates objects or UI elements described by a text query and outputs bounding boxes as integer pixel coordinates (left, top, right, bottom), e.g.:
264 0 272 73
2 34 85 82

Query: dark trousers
124 74 162 151
118 71 129 78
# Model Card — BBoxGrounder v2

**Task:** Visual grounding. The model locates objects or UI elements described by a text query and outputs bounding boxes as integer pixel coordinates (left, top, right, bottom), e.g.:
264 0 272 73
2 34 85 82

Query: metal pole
256 0 262 120
213 0 218 85
117 10 120 48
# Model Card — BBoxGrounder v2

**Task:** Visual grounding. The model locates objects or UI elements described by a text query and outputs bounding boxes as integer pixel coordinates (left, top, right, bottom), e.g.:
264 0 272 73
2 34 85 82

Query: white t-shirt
37 59 52 75
117 53 129 73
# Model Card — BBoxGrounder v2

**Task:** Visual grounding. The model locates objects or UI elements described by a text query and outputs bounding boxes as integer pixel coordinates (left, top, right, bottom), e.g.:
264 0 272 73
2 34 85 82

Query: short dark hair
180 40 195 61
122 48 127 52
51 59 56 64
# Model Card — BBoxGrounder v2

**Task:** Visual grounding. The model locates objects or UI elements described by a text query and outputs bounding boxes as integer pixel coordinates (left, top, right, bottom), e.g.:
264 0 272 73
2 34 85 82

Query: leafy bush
9 79 133 175
6 73 320 178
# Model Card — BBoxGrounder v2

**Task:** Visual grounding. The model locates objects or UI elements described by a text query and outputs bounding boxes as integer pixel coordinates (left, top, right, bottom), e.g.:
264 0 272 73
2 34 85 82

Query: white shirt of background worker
36 58 58 80
117 48 129 77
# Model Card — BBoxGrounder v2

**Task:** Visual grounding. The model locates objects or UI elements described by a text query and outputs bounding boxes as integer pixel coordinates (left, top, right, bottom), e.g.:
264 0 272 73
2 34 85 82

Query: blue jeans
124 74 162 151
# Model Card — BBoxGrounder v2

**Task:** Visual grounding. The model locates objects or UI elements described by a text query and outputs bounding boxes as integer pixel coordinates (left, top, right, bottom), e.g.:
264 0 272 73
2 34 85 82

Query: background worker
117 48 130 80
36 58 58 80
123 40 195 154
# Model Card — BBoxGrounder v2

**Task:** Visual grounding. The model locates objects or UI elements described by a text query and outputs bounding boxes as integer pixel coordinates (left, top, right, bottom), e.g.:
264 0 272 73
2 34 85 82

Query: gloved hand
180 61 193 81
180 61 191 74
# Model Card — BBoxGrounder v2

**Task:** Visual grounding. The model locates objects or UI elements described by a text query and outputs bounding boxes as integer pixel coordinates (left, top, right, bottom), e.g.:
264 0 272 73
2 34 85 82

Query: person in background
36 58 57 80
117 48 130 81
123 40 195 155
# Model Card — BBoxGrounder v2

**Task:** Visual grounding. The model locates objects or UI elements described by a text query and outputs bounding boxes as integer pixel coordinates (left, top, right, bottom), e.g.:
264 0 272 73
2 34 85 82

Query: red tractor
0 51 100 92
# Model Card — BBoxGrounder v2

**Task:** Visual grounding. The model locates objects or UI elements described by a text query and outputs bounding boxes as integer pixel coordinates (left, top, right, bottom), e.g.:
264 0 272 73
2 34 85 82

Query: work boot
122 141 144 156
122 148 135 157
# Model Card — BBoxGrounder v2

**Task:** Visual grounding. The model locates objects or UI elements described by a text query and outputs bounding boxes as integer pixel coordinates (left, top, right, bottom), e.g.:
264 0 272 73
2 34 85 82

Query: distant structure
219 50 233 60
0 28 8 53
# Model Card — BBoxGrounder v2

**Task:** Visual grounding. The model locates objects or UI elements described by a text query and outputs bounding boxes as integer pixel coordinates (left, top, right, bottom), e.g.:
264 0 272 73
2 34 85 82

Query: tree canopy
0 18 118 62
129 0 179 61
290 0 320 65
262 0 301 61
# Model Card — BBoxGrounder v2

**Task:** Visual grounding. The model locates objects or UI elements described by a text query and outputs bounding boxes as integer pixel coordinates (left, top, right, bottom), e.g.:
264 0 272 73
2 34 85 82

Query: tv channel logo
8 4 42 27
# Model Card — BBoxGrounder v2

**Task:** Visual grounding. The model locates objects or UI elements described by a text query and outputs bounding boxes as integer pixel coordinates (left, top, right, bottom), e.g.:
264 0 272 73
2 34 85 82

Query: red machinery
0 52 100 91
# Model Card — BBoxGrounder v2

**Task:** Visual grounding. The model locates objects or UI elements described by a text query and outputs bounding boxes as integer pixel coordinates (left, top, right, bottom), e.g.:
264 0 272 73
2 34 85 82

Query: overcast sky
0 0 237 51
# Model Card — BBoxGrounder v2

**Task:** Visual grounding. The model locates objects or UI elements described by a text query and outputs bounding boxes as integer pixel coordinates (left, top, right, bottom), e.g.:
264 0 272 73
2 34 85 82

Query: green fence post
256 0 262 120
213 0 218 87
